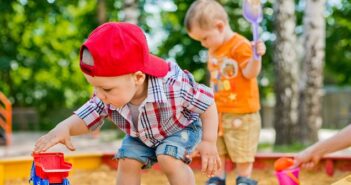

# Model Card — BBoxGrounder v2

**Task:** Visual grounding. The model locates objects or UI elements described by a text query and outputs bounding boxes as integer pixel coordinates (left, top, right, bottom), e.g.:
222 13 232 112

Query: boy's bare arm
33 114 89 153
242 40 266 79
66 114 90 135
197 103 221 177
200 103 219 143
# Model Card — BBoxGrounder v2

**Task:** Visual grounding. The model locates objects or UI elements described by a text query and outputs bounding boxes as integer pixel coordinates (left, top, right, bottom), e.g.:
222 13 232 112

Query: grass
258 142 307 153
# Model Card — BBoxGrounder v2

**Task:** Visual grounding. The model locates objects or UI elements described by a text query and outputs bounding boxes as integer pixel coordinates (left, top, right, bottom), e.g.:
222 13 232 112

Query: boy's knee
118 158 143 172
157 155 184 174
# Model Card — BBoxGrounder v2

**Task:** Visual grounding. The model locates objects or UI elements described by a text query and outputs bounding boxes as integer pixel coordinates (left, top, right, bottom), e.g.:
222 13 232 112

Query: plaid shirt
74 61 214 147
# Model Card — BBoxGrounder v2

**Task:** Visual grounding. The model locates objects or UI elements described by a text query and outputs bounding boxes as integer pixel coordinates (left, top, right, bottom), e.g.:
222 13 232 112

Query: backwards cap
80 22 169 77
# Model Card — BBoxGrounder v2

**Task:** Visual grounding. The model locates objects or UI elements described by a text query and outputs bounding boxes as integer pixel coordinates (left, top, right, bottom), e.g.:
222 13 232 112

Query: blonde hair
82 48 94 66
184 0 228 31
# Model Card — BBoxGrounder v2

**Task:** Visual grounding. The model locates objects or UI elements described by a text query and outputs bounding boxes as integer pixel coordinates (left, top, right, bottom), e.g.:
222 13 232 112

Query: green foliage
1 1 95 106
0 0 121 129
324 0 351 85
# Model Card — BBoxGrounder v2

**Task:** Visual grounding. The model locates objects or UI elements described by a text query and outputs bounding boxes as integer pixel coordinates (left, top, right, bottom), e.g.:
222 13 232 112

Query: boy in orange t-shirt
185 0 266 184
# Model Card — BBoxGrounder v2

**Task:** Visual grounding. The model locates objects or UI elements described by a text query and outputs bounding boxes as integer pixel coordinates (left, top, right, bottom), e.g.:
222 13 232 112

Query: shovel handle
252 23 260 60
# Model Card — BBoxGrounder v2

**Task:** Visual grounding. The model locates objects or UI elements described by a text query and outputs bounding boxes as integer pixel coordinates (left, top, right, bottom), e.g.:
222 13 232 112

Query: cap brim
144 54 169 77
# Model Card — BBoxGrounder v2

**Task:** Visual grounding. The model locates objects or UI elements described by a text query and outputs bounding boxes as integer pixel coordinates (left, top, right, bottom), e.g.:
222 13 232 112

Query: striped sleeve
73 95 108 131
178 68 214 114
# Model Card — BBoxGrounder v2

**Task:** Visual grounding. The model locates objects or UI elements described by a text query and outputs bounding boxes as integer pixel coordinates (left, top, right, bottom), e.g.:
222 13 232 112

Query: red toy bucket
33 152 72 183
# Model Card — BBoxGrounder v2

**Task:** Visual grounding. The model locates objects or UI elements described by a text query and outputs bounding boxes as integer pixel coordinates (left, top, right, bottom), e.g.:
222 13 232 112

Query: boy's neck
130 76 148 106
223 26 235 43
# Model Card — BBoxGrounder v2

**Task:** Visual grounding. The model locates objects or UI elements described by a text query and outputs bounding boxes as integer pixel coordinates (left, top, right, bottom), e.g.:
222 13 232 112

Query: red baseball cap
80 22 169 77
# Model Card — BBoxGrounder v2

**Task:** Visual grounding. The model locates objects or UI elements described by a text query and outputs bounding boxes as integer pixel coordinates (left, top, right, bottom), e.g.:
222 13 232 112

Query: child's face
84 73 145 108
188 23 225 53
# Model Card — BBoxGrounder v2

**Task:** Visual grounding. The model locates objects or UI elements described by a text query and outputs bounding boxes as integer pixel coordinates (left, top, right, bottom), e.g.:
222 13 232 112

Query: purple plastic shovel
243 0 263 60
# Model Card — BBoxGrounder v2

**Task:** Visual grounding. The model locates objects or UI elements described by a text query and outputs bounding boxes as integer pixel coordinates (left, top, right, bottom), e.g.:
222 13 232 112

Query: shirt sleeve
73 95 108 131
171 63 214 114
231 39 253 69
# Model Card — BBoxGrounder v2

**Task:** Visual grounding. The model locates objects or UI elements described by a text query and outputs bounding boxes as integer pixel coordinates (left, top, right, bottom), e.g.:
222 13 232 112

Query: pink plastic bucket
275 167 300 185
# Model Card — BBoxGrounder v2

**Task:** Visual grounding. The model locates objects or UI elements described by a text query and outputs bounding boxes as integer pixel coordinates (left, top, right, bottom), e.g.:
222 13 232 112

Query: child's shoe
205 177 226 185
236 176 257 185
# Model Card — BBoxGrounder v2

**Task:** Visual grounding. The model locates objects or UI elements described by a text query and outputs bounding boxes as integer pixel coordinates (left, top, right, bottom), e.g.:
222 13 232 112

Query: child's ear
133 71 146 84
215 20 225 32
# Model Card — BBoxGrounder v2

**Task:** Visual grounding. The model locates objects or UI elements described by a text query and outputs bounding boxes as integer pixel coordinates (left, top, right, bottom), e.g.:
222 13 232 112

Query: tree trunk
97 0 106 24
122 0 140 24
298 0 326 145
273 0 299 145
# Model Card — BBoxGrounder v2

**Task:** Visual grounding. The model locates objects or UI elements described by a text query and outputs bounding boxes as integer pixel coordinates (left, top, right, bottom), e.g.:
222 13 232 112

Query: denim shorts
115 120 202 169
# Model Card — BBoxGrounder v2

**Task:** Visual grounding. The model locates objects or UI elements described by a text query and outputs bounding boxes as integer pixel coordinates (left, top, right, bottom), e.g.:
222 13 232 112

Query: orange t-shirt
208 33 260 113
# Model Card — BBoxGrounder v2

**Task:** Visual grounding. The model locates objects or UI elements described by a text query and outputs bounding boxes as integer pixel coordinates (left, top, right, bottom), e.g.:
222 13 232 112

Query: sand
6 165 350 185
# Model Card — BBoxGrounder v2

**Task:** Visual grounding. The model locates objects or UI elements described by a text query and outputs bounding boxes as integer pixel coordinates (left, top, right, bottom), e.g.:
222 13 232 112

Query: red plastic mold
274 157 295 171
33 152 72 183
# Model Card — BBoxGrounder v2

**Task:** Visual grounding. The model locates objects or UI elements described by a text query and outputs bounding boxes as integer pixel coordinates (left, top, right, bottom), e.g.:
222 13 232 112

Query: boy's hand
294 147 321 169
33 124 75 153
191 140 221 177
252 40 266 57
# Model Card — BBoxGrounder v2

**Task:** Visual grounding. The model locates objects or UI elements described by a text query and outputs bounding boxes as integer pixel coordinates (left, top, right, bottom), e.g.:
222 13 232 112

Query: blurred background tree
272 0 299 146
298 0 326 145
